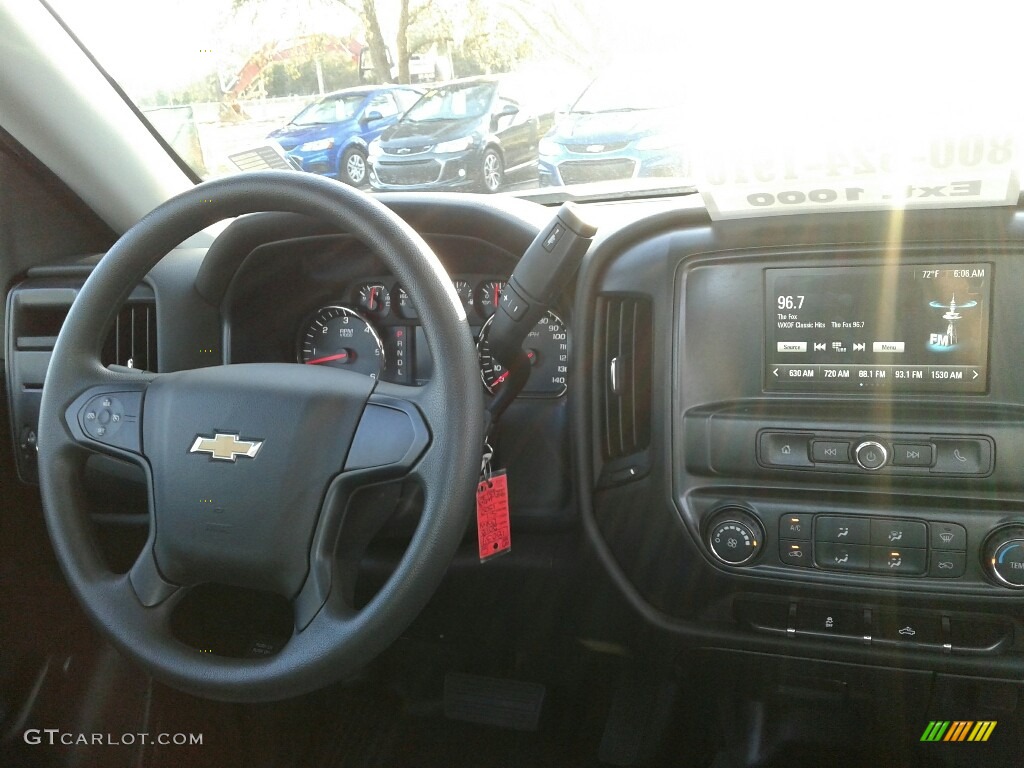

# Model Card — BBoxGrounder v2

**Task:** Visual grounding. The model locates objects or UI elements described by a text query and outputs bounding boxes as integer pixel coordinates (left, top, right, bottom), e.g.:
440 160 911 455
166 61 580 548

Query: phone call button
931 438 991 475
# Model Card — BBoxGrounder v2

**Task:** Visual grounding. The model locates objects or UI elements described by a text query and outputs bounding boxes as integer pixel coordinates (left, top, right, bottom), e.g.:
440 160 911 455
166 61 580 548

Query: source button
777 341 807 353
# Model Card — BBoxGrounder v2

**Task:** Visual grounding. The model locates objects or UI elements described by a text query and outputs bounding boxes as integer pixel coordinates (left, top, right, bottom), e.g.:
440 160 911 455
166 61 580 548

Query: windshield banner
696 135 1020 220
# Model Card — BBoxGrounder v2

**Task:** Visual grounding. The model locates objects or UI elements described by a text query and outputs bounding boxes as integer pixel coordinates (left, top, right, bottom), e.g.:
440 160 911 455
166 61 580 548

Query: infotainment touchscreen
765 264 991 393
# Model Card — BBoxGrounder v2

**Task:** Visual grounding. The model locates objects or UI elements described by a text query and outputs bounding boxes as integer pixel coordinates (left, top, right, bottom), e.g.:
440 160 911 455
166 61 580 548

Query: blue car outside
267 85 423 186
538 75 688 187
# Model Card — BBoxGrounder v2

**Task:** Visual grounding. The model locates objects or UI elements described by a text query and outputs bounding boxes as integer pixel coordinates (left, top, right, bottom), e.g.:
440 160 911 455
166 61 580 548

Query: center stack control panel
697 499 1024 592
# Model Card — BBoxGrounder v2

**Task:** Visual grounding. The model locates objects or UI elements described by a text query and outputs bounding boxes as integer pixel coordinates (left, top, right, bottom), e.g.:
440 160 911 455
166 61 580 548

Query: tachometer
298 306 384 380
477 310 568 396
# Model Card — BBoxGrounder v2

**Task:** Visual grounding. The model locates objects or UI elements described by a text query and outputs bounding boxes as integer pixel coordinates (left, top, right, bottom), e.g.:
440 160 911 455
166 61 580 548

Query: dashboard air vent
598 295 652 459
102 301 158 372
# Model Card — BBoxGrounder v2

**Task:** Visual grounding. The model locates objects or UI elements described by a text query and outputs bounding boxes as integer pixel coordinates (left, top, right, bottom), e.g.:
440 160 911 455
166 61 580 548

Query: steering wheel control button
811 440 851 463
82 395 124 438
779 514 811 541
931 437 992 475
815 516 870 545
814 542 870 572
760 433 812 468
930 522 967 550
854 440 888 471
779 540 812 567
891 442 934 467
870 519 927 548
796 606 860 638
869 546 926 575
929 551 967 578
77 391 142 452
707 510 764 566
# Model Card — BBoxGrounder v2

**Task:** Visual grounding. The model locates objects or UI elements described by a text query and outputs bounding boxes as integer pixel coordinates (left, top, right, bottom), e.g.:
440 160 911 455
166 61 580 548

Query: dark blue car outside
267 85 423 186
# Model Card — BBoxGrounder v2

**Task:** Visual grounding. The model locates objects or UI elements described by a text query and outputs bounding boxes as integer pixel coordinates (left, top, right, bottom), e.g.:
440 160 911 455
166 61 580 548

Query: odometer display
298 306 384 380
477 311 568 396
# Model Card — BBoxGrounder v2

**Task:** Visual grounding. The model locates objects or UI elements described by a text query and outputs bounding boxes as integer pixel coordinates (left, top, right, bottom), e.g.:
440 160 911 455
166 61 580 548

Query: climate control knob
982 524 1024 589
707 508 764 566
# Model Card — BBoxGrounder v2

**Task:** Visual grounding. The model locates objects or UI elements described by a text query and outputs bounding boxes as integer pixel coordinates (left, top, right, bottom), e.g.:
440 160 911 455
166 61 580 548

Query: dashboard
225 244 569 397
7 191 1024 691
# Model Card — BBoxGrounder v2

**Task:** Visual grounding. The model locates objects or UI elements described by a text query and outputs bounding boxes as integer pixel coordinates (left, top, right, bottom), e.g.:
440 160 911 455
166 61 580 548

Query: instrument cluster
296 277 568 396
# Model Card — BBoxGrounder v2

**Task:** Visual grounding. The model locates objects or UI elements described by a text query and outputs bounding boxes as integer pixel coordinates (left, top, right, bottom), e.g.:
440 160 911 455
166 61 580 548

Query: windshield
572 77 669 114
44 0 1024 211
403 82 495 122
291 94 366 125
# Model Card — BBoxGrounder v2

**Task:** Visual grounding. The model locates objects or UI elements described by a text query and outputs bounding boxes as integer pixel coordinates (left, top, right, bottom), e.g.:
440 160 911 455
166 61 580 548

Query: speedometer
298 306 384 380
477 311 568 396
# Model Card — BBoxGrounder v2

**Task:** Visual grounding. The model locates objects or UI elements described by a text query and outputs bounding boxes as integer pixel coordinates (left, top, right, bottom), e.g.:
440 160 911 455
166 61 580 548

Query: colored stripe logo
920 721 996 742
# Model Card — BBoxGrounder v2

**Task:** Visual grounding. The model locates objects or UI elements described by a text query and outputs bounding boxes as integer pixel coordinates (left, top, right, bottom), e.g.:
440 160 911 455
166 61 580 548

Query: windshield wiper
572 107 646 115
514 181 699 205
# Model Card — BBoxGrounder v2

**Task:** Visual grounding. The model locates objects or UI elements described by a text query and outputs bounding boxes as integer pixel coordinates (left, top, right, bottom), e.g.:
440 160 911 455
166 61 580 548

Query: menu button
873 341 905 353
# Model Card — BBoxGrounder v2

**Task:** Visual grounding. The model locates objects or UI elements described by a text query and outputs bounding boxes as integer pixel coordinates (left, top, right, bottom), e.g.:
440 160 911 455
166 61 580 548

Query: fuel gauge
453 279 474 315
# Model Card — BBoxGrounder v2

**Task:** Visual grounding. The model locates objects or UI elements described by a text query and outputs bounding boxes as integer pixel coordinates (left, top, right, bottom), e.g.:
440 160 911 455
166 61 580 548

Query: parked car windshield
572 76 666 114
291 94 365 125
403 82 495 122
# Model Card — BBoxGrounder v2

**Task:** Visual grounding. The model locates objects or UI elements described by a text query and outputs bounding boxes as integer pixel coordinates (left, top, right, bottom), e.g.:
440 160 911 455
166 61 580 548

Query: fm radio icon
929 294 977 350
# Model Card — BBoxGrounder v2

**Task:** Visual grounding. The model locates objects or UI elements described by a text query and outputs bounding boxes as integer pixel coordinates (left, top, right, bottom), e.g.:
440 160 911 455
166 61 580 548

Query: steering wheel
36 171 484 702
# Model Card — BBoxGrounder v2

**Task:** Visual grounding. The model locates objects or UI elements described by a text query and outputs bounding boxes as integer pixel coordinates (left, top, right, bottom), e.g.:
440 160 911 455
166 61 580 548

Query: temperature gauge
476 279 506 319
357 282 391 318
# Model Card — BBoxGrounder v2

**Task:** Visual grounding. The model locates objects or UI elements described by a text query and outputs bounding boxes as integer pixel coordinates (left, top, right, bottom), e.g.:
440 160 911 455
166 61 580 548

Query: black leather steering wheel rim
36 171 484 702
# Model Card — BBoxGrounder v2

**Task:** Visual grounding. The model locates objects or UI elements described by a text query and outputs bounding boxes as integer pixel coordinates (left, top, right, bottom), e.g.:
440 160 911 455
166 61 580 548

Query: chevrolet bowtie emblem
189 433 263 462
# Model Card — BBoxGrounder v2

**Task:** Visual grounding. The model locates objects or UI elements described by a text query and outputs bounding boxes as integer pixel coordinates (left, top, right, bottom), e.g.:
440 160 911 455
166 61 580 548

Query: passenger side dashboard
578 202 1024 681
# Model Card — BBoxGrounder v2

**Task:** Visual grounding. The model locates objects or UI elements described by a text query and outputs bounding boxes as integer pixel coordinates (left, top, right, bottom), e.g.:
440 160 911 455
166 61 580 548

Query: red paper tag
476 470 511 561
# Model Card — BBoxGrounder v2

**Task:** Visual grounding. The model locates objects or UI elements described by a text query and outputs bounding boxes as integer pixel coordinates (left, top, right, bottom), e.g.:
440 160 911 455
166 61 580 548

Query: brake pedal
443 672 546 731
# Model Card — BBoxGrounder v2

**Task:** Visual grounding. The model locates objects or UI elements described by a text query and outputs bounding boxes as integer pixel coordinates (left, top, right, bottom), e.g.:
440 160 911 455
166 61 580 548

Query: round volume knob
707 508 764 566
854 440 888 471
982 525 1024 589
